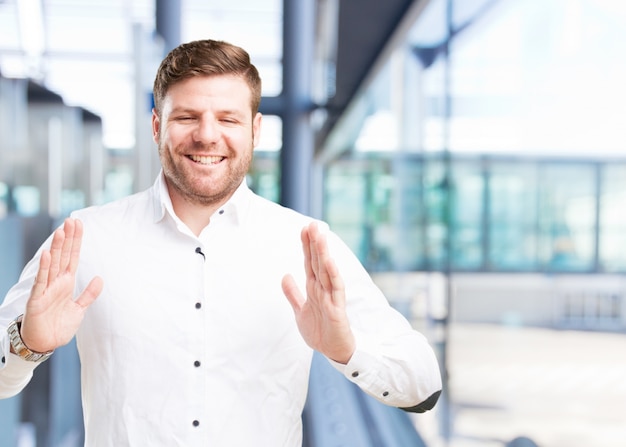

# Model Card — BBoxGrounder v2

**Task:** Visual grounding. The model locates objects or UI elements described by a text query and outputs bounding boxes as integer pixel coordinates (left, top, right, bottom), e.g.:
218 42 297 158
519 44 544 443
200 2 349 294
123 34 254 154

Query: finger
301 225 314 281
74 276 104 309
311 229 333 291
307 222 322 280
281 274 304 313
31 250 51 299
323 256 346 306
59 218 76 273
48 226 66 281
68 219 84 274
310 229 346 306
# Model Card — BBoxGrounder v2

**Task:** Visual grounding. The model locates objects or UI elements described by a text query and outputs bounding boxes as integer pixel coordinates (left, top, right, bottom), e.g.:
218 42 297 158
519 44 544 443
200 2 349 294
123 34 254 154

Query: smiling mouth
187 155 225 165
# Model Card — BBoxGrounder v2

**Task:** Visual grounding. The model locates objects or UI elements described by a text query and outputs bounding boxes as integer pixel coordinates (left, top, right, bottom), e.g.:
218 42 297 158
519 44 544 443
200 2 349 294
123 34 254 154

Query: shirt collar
151 170 252 228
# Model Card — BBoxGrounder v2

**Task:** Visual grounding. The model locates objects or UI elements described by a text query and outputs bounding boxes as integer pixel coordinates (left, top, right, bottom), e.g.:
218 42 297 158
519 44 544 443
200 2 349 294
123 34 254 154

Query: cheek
225 131 253 151
159 127 184 148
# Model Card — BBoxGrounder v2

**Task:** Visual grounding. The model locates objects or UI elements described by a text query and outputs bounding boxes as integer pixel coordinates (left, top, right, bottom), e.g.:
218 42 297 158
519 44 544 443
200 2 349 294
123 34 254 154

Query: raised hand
282 222 355 364
20 218 103 353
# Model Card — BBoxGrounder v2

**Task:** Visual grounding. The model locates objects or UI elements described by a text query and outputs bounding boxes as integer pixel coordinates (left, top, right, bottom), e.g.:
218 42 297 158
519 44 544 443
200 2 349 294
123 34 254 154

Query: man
0 39 441 446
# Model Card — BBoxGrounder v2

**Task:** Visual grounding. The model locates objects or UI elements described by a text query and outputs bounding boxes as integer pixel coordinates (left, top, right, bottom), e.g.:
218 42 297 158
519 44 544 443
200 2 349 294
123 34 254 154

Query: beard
158 140 253 207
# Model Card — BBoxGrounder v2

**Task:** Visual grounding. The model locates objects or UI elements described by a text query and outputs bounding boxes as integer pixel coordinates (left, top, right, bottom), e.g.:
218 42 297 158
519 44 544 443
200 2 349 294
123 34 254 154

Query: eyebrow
169 107 199 115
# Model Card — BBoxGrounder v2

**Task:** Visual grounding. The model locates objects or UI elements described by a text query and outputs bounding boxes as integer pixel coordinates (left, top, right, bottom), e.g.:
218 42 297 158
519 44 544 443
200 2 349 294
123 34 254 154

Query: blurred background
1 0 626 446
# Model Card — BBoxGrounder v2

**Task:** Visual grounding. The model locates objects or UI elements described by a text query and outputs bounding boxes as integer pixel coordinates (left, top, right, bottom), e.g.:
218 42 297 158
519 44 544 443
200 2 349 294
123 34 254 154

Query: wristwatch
7 315 53 363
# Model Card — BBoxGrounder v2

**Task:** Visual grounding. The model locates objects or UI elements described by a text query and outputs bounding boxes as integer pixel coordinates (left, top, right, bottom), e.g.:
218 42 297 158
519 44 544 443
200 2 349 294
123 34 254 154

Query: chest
78 223 305 358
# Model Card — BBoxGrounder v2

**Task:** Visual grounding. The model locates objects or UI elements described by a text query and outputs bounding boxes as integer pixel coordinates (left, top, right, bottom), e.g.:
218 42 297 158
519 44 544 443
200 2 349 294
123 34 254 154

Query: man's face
152 75 262 207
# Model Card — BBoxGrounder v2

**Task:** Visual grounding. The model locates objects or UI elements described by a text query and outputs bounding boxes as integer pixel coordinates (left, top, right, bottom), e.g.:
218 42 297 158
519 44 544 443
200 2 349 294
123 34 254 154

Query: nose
192 117 219 144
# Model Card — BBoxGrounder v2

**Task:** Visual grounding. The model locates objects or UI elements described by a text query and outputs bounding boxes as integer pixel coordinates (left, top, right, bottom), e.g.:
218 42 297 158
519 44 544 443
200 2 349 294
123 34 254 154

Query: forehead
162 75 253 112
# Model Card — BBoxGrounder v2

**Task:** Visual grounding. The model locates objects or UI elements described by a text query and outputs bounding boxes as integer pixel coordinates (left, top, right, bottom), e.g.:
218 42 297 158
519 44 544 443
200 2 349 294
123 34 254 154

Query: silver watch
7 315 53 363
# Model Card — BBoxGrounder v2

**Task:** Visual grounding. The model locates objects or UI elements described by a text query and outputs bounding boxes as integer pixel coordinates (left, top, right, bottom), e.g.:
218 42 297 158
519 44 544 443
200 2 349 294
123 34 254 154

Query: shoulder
71 189 153 224
246 192 321 232
69 189 156 243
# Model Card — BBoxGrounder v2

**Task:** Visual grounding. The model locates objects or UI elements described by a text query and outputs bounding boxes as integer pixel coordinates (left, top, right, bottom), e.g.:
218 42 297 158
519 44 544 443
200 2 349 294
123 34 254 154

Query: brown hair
152 39 262 116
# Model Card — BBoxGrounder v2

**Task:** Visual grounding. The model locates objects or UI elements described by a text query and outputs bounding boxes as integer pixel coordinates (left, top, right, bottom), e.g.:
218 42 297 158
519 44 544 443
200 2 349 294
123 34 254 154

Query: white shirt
0 172 441 446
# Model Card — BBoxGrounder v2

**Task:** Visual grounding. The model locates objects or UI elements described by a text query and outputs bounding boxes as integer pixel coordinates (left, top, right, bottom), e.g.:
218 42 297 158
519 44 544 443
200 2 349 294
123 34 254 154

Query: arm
0 218 102 398
282 221 442 411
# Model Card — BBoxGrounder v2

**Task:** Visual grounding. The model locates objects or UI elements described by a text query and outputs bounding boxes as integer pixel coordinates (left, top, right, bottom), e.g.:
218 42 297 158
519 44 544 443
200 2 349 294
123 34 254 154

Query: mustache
184 141 220 152
157 141 221 154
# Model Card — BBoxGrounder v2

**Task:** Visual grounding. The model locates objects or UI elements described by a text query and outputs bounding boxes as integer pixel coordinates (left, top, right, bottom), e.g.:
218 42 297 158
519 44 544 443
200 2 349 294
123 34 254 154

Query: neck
166 183 235 237
172 198 217 236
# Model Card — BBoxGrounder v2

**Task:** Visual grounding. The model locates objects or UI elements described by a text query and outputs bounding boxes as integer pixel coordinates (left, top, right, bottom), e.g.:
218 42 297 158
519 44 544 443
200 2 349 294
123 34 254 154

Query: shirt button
219 209 224 215
351 371 359 378
1 356 4 364
382 391 389 397
194 360 201 367
195 302 202 309
192 420 200 427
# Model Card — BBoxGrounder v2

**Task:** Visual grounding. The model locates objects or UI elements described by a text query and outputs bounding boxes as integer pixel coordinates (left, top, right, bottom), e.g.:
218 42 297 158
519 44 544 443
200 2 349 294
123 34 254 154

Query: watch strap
7 315 53 363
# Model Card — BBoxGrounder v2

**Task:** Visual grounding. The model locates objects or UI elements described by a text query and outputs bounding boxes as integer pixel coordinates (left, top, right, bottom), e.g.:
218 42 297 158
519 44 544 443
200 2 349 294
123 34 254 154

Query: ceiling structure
0 0 427 152
322 0 425 146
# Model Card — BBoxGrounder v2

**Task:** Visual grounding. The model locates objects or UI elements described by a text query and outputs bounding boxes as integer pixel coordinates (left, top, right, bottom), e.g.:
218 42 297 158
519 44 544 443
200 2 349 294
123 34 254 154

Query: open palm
21 218 102 354
282 222 355 364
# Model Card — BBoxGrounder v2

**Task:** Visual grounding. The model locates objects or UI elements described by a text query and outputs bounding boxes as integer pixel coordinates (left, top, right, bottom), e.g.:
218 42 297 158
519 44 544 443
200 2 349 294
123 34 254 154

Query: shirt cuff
0 334 37 398
326 332 399 405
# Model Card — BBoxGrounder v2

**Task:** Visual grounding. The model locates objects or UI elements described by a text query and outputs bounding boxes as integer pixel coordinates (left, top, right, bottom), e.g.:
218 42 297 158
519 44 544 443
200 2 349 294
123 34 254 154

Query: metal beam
279 0 316 214
155 0 182 54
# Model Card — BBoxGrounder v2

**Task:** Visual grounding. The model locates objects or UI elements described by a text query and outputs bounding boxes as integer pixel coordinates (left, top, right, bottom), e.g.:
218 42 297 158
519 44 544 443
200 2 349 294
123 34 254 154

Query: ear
252 112 262 148
151 109 160 144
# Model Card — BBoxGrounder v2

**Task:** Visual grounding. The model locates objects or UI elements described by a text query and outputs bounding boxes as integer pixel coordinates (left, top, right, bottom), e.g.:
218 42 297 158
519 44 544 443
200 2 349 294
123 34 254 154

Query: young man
0 39 441 446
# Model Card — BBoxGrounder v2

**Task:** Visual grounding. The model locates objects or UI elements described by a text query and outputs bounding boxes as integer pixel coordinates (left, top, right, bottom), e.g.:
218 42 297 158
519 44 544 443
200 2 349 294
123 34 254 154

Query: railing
556 290 624 331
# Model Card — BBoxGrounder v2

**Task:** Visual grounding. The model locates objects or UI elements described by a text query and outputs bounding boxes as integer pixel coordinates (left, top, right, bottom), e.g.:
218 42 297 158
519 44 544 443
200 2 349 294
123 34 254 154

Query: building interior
1 0 626 446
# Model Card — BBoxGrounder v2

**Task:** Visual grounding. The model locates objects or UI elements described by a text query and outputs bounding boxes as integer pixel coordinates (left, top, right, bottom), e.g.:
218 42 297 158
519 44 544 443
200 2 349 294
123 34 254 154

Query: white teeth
189 155 223 165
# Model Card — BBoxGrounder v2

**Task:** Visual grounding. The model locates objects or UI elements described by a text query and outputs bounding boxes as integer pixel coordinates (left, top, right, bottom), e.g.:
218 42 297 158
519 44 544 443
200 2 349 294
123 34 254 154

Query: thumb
281 274 304 313
75 276 104 309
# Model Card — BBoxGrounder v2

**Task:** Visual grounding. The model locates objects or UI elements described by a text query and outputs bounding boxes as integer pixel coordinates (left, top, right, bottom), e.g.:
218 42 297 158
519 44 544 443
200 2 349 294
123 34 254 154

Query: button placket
190 243 206 434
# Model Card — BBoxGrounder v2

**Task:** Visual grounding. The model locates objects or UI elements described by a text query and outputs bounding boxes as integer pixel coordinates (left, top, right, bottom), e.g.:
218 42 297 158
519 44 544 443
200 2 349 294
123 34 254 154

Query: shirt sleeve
324 229 442 412
0 246 47 398
0 342 37 399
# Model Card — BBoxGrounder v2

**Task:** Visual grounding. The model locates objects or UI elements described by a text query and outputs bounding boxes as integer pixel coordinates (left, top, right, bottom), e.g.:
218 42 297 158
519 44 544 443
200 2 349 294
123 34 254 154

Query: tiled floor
414 323 626 447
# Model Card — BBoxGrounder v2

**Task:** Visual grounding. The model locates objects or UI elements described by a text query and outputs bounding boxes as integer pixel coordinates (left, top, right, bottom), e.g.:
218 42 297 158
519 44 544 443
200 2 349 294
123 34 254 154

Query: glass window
248 151 279 204
13 186 40 217
320 0 626 277
537 163 597 271
324 159 370 263
61 190 86 217
0 182 8 218
450 159 484 269
388 157 427 270
421 157 448 270
599 164 626 272
248 115 282 203
446 0 626 158
488 161 538 270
